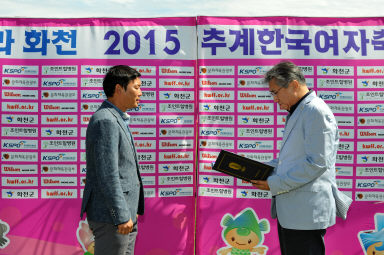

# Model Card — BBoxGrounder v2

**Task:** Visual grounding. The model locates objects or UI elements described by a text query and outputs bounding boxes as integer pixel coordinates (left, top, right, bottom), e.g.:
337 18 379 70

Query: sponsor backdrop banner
196 16 384 255
0 16 384 255
0 18 197 255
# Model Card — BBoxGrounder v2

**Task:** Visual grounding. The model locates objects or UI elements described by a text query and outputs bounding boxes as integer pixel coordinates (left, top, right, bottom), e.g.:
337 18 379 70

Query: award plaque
212 150 274 181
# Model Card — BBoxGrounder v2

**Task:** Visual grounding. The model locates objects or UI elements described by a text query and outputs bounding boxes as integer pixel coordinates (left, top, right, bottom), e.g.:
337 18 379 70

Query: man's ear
290 80 300 90
114 84 122 94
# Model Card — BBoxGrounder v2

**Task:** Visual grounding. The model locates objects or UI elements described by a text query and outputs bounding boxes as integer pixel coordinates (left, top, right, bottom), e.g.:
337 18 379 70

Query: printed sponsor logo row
1 103 196 113
1 163 194 175
199 65 384 77
1 151 196 162
2 77 196 89
1 175 194 187
1 115 197 126
198 187 353 200
2 163 383 177
6 114 383 127
1 187 195 199
2 65 194 76
198 164 384 178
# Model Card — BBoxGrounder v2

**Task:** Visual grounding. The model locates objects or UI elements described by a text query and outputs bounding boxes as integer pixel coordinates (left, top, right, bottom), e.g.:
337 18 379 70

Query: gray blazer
81 101 144 225
267 92 352 230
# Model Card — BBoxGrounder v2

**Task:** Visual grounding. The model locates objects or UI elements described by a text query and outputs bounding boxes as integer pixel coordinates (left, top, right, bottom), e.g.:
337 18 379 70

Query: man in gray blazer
252 61 352 255
81 65 144 255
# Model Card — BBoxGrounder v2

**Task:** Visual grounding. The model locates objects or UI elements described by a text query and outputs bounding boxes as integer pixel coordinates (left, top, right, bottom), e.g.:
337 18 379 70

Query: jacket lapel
102 102 136 152
279 92 316 152
99 102 142 186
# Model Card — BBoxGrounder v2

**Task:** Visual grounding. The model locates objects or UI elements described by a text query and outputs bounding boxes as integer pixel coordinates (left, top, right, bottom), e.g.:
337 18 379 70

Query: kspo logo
2 141 25 148
4 67 25 74
238 67 263 75
200 129 223 136
161 117 183 124
42 154 65 161
357 183 375 188
319 93 341 100
359 105 383 113
160 190 177 196
357 181 381 188
82 92 104 99
42 79 65 87
238 142 262 149
159 188 182 197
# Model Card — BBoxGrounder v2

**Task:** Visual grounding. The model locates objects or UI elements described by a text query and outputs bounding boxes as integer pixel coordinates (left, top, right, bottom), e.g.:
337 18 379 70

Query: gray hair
264 61 306 88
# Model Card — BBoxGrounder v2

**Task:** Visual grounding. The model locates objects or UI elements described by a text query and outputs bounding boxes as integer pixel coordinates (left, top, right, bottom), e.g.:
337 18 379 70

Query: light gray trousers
88 220 138 255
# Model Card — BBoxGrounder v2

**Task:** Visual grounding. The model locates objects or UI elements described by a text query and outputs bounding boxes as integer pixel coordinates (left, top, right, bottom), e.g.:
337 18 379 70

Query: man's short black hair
103 65 141 97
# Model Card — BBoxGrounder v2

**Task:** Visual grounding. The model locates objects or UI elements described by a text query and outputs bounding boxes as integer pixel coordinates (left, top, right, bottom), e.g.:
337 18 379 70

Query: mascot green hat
222 209 269 243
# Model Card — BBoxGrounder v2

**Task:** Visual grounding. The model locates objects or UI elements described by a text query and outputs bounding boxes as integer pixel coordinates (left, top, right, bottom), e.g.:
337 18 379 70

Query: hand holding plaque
212 150 273 181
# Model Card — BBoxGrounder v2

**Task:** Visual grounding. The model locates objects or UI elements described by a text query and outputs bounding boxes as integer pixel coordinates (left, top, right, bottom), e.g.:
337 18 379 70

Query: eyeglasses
270 87 283 97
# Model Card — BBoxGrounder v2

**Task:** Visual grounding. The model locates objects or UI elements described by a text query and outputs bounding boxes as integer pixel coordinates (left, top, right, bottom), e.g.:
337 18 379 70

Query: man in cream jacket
252 61 352 255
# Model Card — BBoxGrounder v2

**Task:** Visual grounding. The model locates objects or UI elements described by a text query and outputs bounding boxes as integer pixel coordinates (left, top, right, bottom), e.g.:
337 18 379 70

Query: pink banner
0 18 197 255
0 16 384 255
196 16 384 255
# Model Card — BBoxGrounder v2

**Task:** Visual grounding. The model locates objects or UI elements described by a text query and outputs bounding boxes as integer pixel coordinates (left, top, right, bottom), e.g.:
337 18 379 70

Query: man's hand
0 222 9 248
251 180 270 190
117 219 133 235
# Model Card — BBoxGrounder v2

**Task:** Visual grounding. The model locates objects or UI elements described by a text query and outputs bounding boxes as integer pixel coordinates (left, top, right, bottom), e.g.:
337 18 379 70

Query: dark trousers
278 221 326 255
89 220 138 255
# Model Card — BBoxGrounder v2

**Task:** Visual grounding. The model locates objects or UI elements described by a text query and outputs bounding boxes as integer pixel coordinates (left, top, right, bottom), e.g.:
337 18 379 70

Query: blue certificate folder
212 150 274 181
